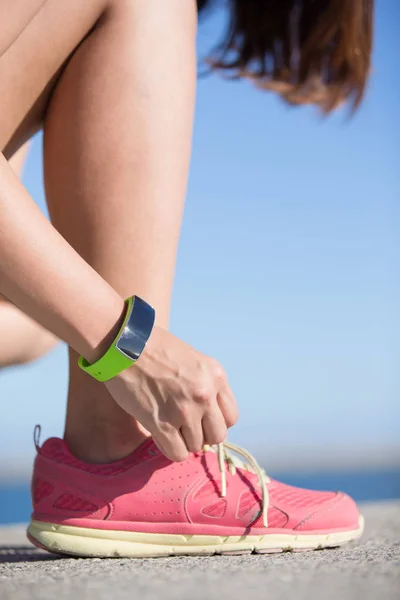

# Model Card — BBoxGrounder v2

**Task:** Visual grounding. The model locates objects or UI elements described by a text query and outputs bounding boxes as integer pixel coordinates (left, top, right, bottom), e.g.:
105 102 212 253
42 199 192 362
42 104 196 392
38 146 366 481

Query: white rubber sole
27 516 364 558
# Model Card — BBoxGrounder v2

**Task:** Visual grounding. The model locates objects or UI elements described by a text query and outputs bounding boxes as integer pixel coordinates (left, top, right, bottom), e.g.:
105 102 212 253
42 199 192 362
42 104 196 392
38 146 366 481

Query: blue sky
0 0 398 478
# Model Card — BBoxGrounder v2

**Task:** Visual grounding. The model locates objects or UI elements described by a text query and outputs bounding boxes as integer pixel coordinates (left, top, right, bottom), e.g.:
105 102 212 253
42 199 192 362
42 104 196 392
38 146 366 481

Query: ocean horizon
1 468 399 525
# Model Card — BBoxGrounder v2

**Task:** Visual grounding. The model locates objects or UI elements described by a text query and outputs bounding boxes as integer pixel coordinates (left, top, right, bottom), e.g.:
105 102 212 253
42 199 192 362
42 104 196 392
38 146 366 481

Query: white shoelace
203 442 270 527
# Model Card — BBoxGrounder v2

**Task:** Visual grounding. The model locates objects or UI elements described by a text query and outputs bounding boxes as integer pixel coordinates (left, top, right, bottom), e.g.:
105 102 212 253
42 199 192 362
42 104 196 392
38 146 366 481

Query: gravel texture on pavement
0 502 399 600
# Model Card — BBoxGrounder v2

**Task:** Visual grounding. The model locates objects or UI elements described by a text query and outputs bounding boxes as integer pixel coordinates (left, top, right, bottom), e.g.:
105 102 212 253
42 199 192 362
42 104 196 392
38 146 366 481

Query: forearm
0 153 125 363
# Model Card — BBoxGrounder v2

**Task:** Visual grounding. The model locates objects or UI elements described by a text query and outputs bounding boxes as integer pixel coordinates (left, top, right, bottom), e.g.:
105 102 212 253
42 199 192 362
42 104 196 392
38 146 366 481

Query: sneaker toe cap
294 492 361 532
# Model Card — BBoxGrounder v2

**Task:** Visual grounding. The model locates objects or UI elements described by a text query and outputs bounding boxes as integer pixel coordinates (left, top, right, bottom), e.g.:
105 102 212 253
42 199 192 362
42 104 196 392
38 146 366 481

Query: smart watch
78 295 155 382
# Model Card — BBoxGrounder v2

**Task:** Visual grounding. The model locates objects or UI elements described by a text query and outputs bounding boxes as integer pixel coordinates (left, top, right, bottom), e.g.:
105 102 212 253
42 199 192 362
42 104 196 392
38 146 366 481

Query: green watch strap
78 297 134 382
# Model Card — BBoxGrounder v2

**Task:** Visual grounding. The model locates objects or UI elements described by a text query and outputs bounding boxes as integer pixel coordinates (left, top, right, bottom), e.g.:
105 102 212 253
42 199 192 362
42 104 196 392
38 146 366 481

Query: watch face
116 296 155 360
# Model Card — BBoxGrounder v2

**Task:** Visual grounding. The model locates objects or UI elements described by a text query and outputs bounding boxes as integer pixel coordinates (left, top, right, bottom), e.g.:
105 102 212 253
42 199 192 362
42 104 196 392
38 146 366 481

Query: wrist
78 293 126 365
78 295 156 382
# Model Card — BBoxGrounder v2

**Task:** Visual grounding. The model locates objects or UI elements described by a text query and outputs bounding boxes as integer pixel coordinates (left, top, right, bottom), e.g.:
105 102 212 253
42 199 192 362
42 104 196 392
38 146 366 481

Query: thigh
0 0 107 158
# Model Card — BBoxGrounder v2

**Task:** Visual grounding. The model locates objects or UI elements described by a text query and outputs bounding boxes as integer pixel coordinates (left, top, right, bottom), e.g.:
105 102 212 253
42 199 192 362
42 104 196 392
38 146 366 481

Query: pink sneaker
27 434 364 557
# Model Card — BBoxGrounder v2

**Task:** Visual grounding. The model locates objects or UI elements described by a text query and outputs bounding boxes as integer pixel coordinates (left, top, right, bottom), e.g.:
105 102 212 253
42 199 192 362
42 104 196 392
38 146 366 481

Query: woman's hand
105 325 238 461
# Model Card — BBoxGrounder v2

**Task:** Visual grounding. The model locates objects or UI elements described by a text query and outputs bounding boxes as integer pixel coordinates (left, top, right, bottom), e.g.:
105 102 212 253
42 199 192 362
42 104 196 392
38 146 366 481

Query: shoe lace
203 442 270 527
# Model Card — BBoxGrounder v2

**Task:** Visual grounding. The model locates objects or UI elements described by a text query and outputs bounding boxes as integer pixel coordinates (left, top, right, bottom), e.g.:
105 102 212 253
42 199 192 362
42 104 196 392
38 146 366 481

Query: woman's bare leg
43 1 197 461
0 0 233 463
0 1 110 159
0 0 199 462
0 300 57 367
8 143 30 177
0 143 57 367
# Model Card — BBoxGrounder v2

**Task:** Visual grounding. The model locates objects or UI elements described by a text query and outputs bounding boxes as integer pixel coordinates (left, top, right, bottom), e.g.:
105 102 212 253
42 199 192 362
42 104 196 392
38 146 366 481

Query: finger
208 359 238 428
180 423 205 453
202 408 227 446
217 386 239 429
152 428 189 462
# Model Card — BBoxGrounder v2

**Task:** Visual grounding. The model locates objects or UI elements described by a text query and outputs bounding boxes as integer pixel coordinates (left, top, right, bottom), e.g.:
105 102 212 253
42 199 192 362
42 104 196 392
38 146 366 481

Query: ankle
64 351 149 463
64 420 148 463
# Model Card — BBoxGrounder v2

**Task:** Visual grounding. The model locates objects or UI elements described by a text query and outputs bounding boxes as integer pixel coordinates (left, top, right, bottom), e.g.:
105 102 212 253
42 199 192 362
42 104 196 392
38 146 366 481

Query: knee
14 330 57 366
100 0 197 32
0 300 57 367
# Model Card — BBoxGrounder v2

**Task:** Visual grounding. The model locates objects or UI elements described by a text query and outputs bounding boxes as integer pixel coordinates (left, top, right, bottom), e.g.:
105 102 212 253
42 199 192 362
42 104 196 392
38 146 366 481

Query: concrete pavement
0 502 399 600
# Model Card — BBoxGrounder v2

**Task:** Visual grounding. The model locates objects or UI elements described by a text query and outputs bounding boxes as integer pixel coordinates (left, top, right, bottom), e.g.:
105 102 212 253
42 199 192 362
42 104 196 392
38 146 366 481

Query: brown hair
197 0 374 112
